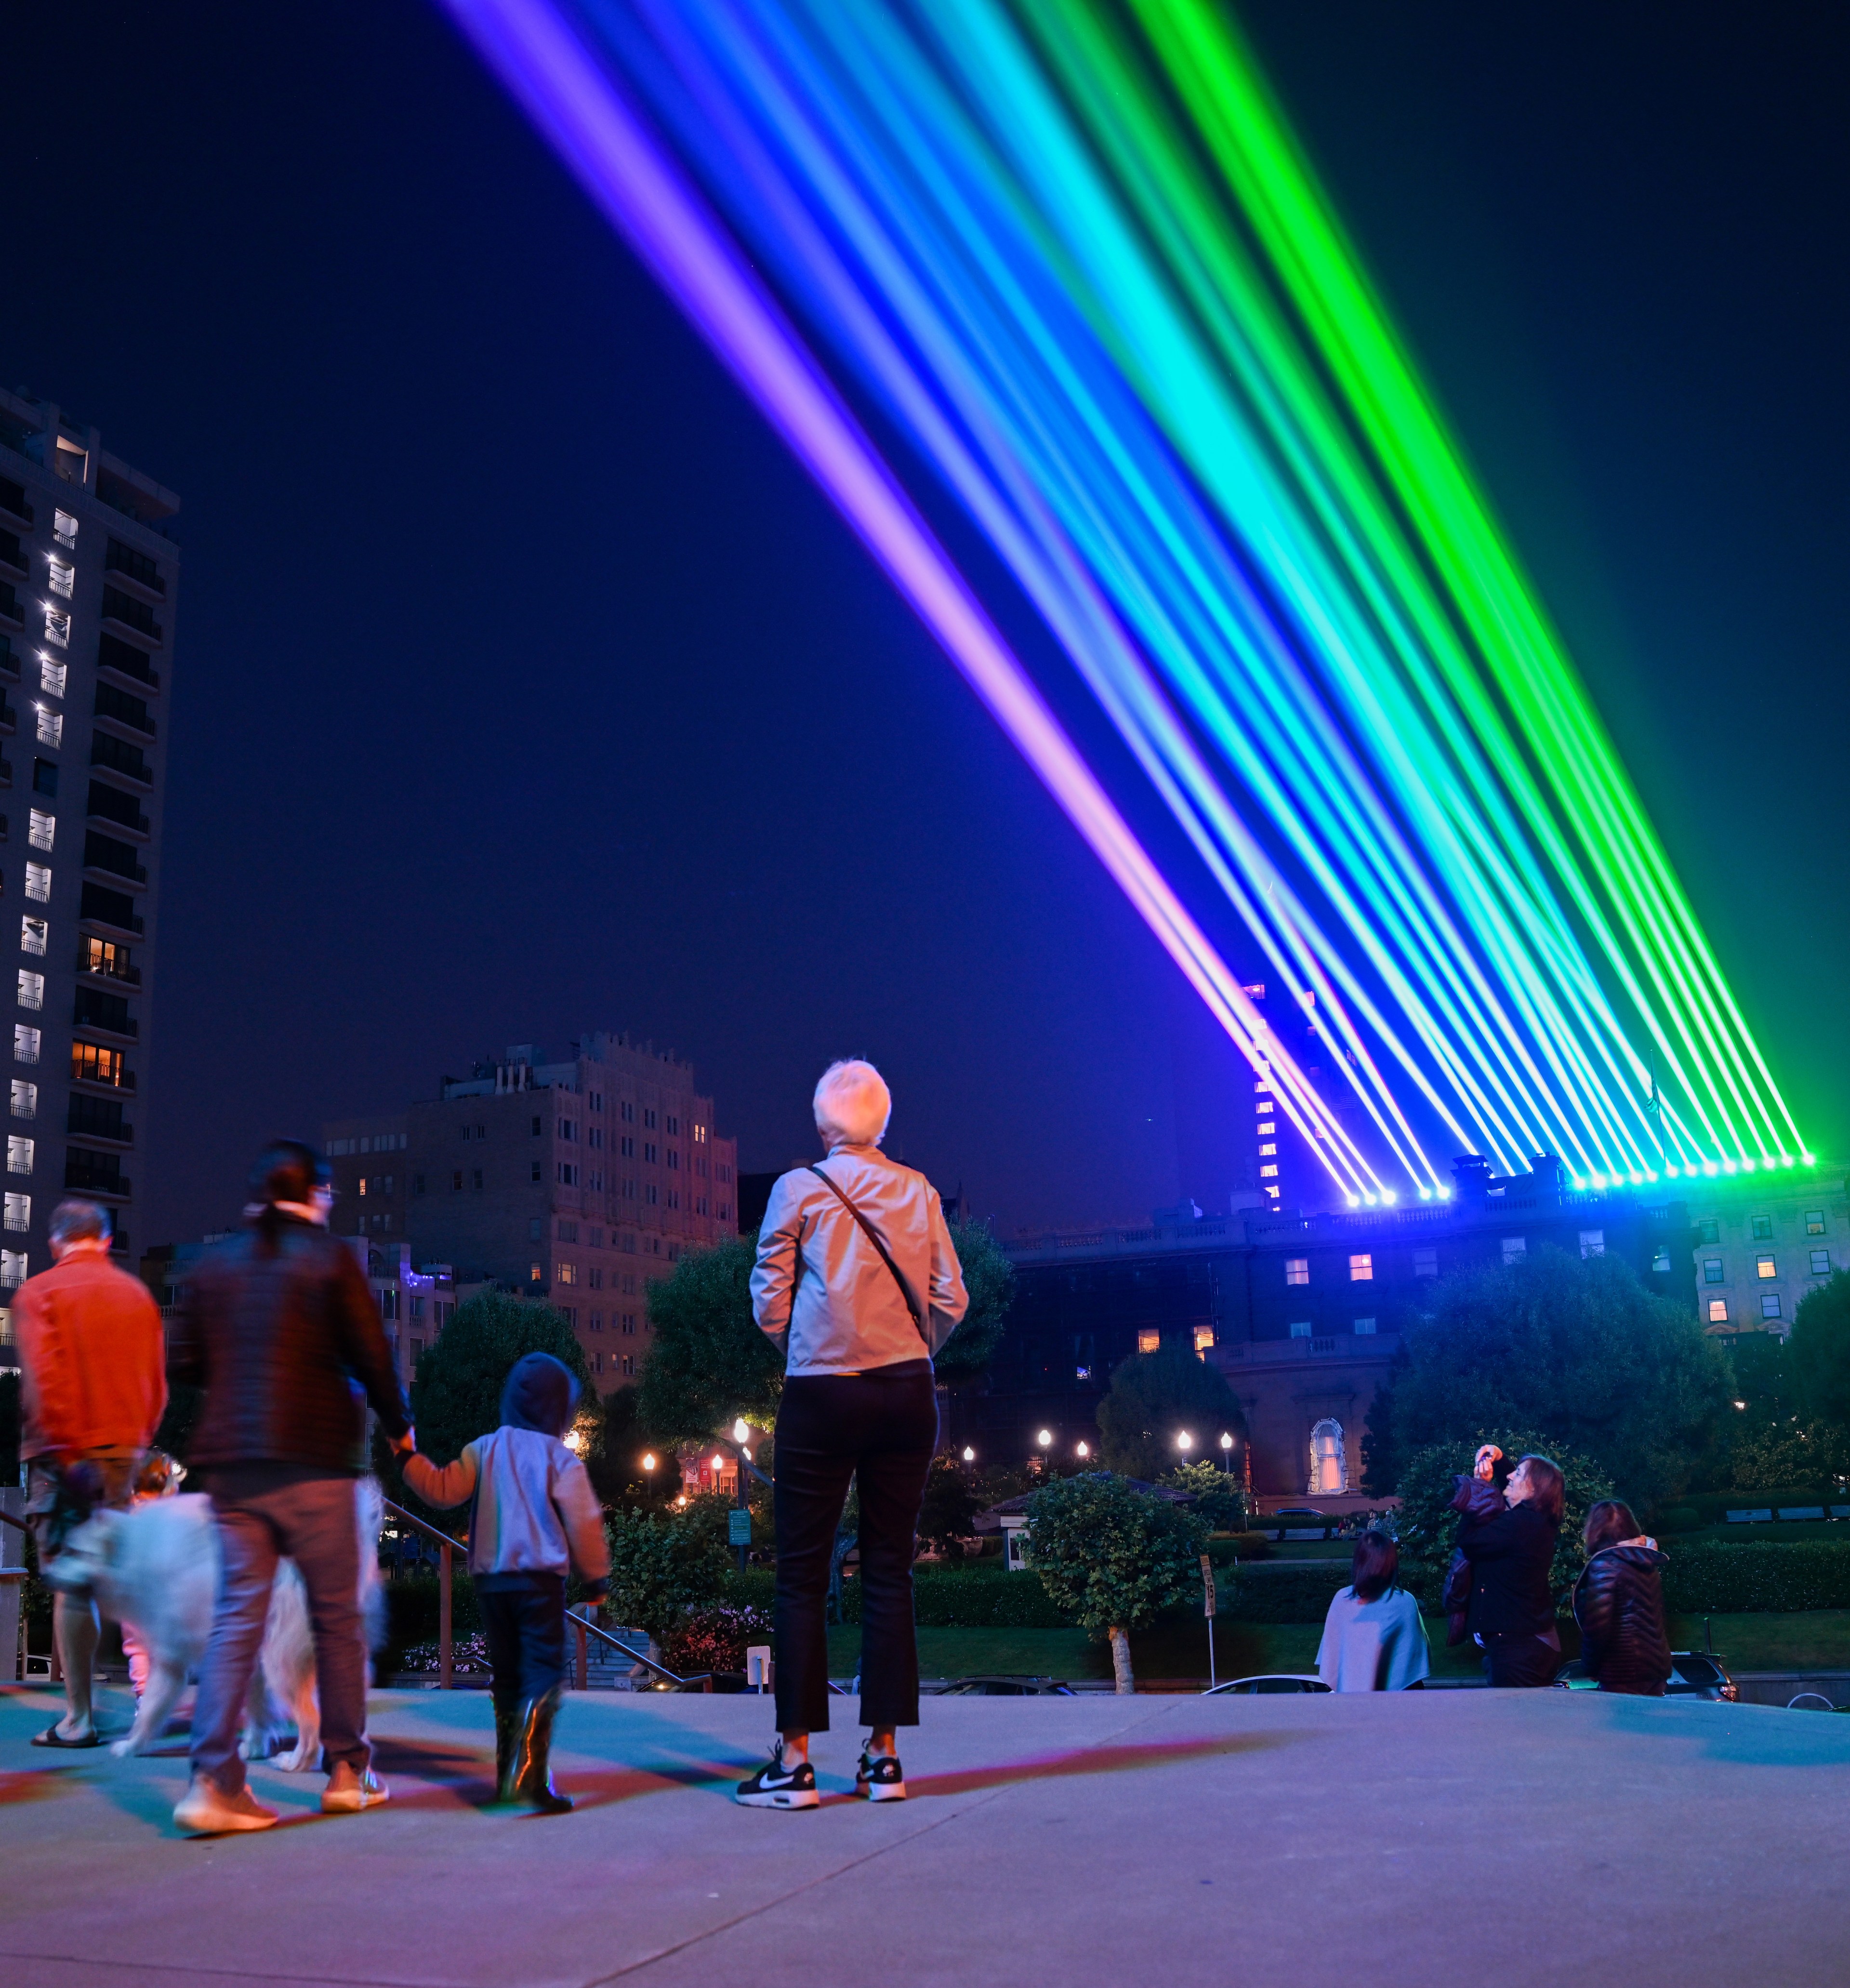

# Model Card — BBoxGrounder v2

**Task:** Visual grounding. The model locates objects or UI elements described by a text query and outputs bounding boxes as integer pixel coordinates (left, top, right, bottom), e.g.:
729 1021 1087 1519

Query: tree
397 1288 600 1491
1095 1342 1248 1481
1363 1248 1731 1511
916 1456 984 1558
935 1219 1015 1383
1023 1473 1207 1692
1390 1430 1614 1611
1790 1271 1850 1429
1159 1458 1245 1532
636 1235 783 1443
593 1383 680 1508
603 1496 731 1666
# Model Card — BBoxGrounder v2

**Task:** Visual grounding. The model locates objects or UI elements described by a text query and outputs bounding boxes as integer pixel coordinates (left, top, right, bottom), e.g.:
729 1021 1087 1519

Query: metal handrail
382 1497 466 1692
565 1607 712 1692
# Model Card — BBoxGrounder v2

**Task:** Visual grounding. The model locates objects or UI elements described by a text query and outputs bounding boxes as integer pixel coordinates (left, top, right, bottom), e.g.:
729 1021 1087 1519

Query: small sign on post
1201 1552 1217 1691
728 1508 753 1548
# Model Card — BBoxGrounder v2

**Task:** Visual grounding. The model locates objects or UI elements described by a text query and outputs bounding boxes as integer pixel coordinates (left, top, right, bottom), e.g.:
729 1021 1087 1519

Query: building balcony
79 907 144 941
76 946 141 987
0 635 16 680
0 539 26 582
97 635 160 692
0 757 14 789
87 802 149 841
0 480 30 531
73 992 139 1041
90 733 153 790
71 1063 136 1093
102 546 166 598
64 1152 130 1201
99 586 162 648
84 847 149 888
67 1122 133 1150
93 683 156 741
0 699 15 736
0 585 22 631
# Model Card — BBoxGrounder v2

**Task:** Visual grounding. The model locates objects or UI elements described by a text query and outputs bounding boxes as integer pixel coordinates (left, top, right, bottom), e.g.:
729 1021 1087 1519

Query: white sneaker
173 1774 279 1835
321 1762 390 1813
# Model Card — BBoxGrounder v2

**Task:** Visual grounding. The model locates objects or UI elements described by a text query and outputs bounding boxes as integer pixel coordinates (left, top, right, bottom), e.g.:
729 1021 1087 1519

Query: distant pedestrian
1450 1449 1566 1687
403 1352 610 1812
1317 1529 1429 1691
738 1060 968 1808
168 1141 413 1836
1572 1500 1672 1697
17 1199 166 1748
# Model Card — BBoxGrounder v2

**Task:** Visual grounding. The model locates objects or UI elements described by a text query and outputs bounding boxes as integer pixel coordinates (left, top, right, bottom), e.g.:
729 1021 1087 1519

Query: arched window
1309 1418 1347 1496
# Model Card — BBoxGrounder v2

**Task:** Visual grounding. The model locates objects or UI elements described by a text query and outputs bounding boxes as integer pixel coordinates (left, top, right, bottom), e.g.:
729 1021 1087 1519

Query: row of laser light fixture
444 0 1811 1201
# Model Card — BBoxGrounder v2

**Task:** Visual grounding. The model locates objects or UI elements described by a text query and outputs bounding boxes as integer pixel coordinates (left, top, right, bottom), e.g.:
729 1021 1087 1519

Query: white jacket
750 1144 968 1376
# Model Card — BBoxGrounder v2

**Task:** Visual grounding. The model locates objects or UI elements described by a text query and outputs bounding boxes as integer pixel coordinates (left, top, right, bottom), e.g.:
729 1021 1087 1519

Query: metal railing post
438 1538 453 1693
574 1613 588 1691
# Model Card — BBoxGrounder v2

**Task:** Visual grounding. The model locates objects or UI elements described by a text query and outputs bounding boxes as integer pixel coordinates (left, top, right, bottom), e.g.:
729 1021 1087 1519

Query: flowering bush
661 1602 773 1676
397 1633 492 1676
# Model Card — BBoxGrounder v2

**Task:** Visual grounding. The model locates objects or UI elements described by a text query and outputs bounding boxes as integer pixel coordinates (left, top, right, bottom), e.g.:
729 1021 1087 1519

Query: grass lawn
826 1611 1850 1684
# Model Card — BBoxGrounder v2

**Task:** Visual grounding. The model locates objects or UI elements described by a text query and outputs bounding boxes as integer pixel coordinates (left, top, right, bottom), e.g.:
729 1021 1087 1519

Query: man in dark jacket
168 1142 412 1836
1573 1499 1672 1696
1451 1449 1565 1688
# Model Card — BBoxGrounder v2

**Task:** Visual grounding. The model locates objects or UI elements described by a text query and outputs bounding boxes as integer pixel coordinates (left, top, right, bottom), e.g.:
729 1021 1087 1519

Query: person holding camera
1449 1444 1566 1688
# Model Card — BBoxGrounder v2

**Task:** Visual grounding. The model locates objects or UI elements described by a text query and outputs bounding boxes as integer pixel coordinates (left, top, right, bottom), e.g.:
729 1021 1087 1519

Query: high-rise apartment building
0 388 173 1332
322 1032 739 1390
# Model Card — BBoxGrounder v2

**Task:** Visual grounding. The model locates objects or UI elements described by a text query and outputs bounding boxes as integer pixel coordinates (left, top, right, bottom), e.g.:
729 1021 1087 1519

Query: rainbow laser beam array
441 0 1811 1204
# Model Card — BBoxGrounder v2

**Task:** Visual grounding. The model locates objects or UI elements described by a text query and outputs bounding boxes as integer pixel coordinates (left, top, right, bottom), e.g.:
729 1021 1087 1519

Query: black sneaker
735 1741 819 1810
855 1749 906 1802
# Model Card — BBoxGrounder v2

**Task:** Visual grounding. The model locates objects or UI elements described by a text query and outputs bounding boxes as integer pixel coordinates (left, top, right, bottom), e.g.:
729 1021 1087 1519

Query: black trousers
773 1366 938 1734
1481 1632 1560 1688
478 1573 567 1707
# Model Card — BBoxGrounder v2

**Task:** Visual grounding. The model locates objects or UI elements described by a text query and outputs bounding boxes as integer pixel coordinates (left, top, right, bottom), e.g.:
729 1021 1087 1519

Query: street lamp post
1219 1432 1234 1473
642 1451 658 1507
1036 1429 1053 1477
1176 1431 1193 1457
1075 1441 1090 1463
732 1418 752 1574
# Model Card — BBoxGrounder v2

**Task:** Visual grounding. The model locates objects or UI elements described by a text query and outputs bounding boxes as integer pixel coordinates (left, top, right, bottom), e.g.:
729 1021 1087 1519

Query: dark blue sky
6 2 1846 1246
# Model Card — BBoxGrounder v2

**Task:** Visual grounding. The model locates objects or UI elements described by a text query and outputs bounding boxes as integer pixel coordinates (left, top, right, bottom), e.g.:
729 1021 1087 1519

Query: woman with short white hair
737 1060 968 1809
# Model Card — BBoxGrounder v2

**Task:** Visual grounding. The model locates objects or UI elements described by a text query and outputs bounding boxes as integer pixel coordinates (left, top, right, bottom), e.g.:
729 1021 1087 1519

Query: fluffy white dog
42 1478 385 1766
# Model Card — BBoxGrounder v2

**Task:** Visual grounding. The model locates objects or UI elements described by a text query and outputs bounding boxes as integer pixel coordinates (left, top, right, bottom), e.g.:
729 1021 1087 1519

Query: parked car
1551 1651 1739 1701
935 1676 1077 1696
1203 1674 1332 1696
1271 1507 1327 1521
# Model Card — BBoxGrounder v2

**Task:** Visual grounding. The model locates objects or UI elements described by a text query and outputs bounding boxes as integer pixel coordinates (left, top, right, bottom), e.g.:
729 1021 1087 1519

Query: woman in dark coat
1450 1447 1566 1687
1572 1499 1672 1696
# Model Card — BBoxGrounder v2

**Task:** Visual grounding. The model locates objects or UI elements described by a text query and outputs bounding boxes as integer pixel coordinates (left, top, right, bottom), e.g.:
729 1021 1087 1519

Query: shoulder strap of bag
808 1164 930 1350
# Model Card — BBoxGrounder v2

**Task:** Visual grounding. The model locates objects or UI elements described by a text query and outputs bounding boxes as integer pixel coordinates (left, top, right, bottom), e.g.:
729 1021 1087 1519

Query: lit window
1806 1211 1826 1237
1256 1120 1275 1135
529 1263 543 1283
1703 1257 1725 1284
35 707 61 748
1349 1253 1373 1282
1136 1329 1160 1354
1259 1164 1278 1179
3 1192 28 1232
1698 1218 1719 1245
13 1025 39 1065
47 558 74 600
1258 1143 1277 1158
18 918 44 957
557 1262 578 1286
6 1137 30 1175
0 1249 26 1286
1810 1250 1831 1276
1193 1326 1215 1357
1413 1246 1438 1278
1353 1317 1376 1335
11 1080 35 1118
1285 1257 1309 1286
1288 1321 1311 1339
1263 1185 1280 1200
15 972 42 1012
1579 1229 1605 1259
1757 1255 1777 1281
43 610 69 650
1751 1216 1773 1241
27 811 53 852
1706 1298 1729 1324
693 1123 707 1143
1761 1293 1783 1320
25 863 50 903
40 659 66 699
53 510 77 547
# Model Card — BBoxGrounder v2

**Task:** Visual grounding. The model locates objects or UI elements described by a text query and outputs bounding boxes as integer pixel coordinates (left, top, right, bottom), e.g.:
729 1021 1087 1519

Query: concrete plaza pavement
3 1680 1848 1987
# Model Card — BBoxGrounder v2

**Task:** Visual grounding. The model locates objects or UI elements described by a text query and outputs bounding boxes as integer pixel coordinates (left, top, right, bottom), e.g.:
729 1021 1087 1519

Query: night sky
5 2 1846 1247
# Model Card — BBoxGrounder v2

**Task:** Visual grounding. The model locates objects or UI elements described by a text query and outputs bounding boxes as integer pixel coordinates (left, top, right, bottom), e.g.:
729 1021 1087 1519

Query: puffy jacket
1451 1475 1559 1638
169 1215 409 1473
1573 1543 1672 1696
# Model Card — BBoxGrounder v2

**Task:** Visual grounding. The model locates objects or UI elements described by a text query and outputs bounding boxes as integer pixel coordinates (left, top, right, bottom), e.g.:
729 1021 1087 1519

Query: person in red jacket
17 1198 166 1748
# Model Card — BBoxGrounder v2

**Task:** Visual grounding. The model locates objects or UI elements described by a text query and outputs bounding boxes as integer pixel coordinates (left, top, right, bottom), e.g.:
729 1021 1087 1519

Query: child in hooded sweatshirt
402 1352 610 1812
